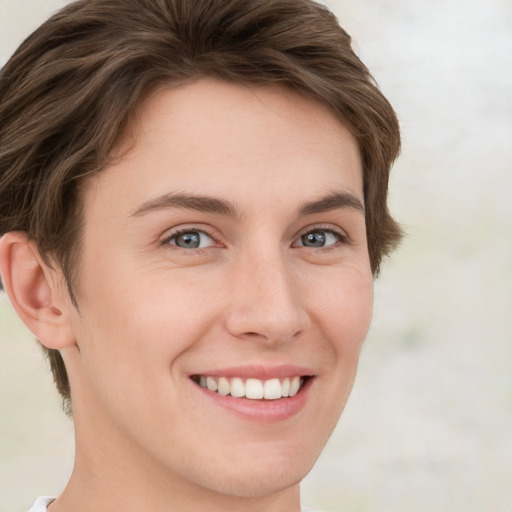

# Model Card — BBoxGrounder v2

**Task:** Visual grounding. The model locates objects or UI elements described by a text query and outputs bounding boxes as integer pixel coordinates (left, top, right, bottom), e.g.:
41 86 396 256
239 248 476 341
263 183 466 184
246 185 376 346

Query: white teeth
263 378 282 400
217 377 230 396
206 376 218 392
230 377 245 398
281 378 290 397
245 378 264 399
196 375 307 400
289 376 301 397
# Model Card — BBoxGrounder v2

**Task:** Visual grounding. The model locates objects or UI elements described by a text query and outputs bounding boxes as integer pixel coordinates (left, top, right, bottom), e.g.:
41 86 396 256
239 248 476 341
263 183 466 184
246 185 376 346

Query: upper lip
189 364 315 380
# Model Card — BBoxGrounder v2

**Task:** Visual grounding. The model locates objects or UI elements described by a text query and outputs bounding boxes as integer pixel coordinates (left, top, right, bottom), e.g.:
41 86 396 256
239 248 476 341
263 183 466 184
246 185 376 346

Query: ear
0 232 76 349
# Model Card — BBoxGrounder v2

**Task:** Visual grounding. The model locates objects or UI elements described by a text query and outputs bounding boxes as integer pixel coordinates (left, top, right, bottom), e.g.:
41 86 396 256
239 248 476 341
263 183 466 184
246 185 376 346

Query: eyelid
159 223 349 249
293 224 350 247
160 224 221 248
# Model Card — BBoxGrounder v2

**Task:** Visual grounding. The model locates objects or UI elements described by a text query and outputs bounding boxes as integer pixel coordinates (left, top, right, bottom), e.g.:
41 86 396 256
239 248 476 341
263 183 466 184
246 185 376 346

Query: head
0 0 401 503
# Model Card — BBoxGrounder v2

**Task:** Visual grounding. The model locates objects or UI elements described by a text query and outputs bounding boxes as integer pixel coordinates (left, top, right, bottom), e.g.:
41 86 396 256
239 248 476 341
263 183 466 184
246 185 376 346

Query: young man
0 1 402 510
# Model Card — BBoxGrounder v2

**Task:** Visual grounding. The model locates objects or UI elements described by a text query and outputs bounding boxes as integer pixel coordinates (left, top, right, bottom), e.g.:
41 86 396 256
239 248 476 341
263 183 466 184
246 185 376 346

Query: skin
0 79 373 511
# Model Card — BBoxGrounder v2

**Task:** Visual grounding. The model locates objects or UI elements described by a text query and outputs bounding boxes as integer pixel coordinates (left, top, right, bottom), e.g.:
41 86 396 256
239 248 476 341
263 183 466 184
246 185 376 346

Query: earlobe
0 232 76 349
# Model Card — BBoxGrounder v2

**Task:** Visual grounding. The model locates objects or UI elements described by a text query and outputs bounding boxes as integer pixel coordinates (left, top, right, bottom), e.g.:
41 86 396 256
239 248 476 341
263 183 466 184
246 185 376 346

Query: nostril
224 299 310 344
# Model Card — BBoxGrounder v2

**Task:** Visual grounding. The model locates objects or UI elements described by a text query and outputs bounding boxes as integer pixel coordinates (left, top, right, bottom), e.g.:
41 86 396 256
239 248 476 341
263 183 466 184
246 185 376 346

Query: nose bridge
225 247 309 343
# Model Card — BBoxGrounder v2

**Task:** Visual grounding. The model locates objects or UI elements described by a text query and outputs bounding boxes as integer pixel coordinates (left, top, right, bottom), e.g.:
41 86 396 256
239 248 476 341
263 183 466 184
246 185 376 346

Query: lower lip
193 378 313 423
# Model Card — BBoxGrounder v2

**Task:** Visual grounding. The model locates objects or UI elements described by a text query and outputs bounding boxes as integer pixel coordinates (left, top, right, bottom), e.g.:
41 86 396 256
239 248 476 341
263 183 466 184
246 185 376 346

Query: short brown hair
0 0 402 411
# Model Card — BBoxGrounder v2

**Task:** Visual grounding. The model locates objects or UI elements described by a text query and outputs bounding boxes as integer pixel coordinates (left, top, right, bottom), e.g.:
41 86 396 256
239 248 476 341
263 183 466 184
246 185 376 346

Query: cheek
315 268 374 355
71 273 219 425
78 267 221 367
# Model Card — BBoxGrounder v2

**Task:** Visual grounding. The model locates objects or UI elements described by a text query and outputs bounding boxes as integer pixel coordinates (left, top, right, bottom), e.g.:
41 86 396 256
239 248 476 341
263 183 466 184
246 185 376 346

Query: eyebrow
298 191 365 216
130 192 242 218
130 190 365 218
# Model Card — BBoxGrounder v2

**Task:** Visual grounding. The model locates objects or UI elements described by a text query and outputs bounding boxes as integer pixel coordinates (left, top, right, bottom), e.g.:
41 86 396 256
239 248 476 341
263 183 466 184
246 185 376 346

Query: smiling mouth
190 375 312 400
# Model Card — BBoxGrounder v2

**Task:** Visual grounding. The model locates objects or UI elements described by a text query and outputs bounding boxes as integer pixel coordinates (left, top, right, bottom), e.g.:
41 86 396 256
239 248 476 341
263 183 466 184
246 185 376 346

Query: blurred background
1 0 511 511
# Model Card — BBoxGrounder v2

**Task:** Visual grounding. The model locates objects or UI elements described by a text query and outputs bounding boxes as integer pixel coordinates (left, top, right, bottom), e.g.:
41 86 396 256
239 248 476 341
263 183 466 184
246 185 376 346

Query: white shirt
28 497 55 511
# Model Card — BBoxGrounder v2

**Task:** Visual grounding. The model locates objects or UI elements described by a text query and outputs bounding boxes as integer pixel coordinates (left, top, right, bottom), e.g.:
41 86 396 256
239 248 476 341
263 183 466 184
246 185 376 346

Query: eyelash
161 226 218 250
294 225 349 249
161 225 349 252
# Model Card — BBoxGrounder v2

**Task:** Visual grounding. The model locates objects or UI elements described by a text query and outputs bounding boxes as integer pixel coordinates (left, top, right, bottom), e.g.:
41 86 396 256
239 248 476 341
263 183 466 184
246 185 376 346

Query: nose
223 251 310 345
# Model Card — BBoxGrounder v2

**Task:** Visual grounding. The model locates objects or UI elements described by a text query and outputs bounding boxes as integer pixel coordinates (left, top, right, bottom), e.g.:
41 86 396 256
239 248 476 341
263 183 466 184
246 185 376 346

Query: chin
204 463 310 498
185 441 320 499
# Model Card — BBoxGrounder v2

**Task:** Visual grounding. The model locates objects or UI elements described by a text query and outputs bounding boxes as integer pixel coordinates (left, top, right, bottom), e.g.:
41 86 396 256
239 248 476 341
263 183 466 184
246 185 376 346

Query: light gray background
1 1 511 511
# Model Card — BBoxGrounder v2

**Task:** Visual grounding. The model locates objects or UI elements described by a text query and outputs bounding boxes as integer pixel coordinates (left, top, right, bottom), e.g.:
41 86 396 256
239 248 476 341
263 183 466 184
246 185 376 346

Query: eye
165 229 215 249
294 228 345 248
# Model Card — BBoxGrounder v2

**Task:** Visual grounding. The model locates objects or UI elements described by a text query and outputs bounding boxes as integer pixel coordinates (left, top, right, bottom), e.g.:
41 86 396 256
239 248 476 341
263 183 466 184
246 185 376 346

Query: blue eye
296 229 342 248
167 230 215 249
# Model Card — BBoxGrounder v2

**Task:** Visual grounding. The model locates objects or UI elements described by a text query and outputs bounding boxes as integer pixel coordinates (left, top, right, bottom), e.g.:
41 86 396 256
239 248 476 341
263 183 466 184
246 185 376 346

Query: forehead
83 78 363 217
135 79 360 165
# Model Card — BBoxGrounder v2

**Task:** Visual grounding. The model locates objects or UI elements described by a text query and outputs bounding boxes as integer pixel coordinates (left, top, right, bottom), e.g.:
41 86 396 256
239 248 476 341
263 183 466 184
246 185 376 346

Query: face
62 79 373 500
